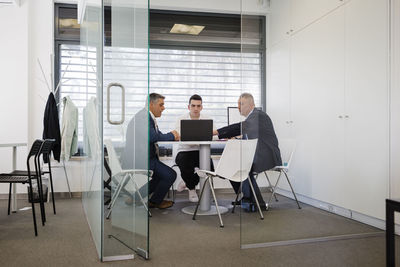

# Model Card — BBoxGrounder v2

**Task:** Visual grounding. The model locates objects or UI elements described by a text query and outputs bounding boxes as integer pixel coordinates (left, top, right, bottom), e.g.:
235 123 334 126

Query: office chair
104 139 153 219
0 140 45 236
193 139 262 227
8 140 57 218
265 139 301 210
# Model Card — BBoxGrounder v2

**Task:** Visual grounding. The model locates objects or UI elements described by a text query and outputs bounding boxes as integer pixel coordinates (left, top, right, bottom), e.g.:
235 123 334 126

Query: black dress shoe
232 197 251 205
231 199 242 205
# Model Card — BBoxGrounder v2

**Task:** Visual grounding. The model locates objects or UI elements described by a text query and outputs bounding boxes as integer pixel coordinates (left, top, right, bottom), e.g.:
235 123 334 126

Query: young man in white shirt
174 94 216 202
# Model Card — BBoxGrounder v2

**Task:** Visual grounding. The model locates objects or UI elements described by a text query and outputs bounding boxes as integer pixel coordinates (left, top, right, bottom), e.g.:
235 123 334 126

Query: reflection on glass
102 0 149 260
80 2 103 259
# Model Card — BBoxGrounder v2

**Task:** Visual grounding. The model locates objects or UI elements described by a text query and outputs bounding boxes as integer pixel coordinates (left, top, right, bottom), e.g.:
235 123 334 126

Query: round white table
158 141 228 215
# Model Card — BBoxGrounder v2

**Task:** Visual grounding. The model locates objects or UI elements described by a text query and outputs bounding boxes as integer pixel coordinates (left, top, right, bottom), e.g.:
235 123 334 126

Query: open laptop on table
180 119 213 141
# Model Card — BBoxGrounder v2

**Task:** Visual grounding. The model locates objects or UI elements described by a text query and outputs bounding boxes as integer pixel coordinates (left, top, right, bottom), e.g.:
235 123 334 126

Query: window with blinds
55 5 265 144
59 44 262 141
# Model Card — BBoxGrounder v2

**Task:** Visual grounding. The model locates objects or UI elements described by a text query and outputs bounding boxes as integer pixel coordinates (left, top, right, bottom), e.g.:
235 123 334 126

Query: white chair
193 139 263 227
104 139 153 219
264 139 301 210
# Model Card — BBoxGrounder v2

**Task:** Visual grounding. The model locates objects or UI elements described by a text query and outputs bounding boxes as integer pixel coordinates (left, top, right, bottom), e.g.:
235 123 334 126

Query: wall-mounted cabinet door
268 0 291 47
342 0 389 220
267 39 293 140
290 7 345 200
269 0 345 47
291 0 344 33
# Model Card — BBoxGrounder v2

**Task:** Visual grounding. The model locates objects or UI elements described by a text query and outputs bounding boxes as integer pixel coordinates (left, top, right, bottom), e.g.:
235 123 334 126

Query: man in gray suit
214 93 282 209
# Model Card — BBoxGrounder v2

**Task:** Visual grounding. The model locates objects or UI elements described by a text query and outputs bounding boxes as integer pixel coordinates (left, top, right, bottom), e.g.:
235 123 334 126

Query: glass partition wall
80 1 104 258
80 0 150 261
240 0 388 248
78 0 390 261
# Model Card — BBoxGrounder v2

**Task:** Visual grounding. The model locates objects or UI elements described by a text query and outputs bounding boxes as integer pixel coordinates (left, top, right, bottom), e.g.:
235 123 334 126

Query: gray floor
0 194 398 267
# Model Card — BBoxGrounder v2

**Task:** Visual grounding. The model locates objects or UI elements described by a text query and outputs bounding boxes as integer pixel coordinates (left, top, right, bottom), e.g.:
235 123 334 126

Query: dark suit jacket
42 93 61 162
149 114 175 163
217 109 282 173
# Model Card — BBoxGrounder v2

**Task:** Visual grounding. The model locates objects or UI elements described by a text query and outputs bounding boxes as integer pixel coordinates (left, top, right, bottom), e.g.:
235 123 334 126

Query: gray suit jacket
121 108 149 170
217 109 282 173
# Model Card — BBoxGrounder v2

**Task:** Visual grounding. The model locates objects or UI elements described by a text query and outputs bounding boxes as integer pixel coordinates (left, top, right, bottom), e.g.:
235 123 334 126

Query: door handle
107 82 125 125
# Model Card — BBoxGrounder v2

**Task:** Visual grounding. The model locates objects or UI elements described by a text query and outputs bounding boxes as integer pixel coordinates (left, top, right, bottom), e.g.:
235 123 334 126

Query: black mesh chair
7 139 57 221
0 140 45 236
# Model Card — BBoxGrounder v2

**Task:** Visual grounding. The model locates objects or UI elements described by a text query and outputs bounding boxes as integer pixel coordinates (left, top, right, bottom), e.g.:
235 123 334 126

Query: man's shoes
231 199 242 205
241 201 267 212
149 200 174 209
177 181 187 192
188 189 199 202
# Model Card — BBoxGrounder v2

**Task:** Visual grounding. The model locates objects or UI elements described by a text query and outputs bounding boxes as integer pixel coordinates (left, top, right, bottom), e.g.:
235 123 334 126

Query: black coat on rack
42 92 61 162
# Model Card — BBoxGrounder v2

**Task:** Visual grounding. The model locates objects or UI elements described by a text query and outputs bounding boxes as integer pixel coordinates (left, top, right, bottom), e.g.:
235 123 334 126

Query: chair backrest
215 139 258 182
26 140 44 175
279 138 296 168
104 139 123 176
27 140 44 159
39 139 55 156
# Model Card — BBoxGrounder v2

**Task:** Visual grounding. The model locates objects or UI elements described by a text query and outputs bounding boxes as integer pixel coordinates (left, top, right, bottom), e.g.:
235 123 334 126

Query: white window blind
59 44 262 142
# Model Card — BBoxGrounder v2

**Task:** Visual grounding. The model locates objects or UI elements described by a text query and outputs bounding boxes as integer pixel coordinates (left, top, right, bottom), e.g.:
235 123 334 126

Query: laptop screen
180 119 213 141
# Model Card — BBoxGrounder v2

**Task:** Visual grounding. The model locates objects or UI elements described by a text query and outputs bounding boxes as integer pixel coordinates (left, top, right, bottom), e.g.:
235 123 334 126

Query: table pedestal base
181 205 229 216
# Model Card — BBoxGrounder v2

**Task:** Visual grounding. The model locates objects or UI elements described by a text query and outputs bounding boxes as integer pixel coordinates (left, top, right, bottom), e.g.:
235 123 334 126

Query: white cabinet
267 0 389 219
267 39 293 140
268 0 345 46
292 0 344 33
268 0 292 47
290 7 345 198
342 0 389 219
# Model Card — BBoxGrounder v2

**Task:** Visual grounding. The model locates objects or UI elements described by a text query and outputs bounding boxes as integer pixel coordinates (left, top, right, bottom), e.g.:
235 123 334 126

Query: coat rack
37 56 72 198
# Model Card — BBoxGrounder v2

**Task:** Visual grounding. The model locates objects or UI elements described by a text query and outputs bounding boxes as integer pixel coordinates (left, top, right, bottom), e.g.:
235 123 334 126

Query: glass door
80 0 104 259
102 0 150 260
80 0 150 261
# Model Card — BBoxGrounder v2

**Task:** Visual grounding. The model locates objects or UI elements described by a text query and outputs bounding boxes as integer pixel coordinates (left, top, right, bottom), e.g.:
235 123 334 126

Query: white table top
158 140 226 145
0 143 27 148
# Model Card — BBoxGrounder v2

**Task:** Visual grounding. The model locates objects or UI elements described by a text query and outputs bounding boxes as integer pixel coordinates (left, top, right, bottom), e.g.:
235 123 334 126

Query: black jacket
42 93 61 162
217 109 282 173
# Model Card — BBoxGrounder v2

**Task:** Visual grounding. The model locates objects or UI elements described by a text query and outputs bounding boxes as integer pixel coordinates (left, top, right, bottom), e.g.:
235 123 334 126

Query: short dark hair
149 93 165 104
189 94 202 104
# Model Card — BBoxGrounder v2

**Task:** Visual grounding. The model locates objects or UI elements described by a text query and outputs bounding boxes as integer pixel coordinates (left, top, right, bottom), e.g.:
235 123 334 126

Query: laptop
180 119 213 141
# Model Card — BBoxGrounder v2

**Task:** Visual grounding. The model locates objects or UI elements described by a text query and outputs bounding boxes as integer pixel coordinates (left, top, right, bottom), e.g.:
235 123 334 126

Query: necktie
154 120 160 157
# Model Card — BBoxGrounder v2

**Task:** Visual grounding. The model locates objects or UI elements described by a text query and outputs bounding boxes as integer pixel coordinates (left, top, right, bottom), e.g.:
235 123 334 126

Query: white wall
0 1 29 193
266 0 394 221
0 0 82 194
391 0 400 200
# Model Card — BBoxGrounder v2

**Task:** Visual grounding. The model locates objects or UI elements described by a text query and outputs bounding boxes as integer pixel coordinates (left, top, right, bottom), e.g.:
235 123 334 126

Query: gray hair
240 92 255 105
146 93 165 106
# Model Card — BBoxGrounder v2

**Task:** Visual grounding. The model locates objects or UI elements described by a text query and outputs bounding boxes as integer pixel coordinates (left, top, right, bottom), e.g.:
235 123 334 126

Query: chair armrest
196 169 216 178
271 166 288 171
119 169 153 177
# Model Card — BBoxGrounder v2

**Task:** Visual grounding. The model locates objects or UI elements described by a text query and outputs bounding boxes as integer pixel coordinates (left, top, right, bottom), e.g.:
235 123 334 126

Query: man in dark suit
122 93 179 209
214 93 282 209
